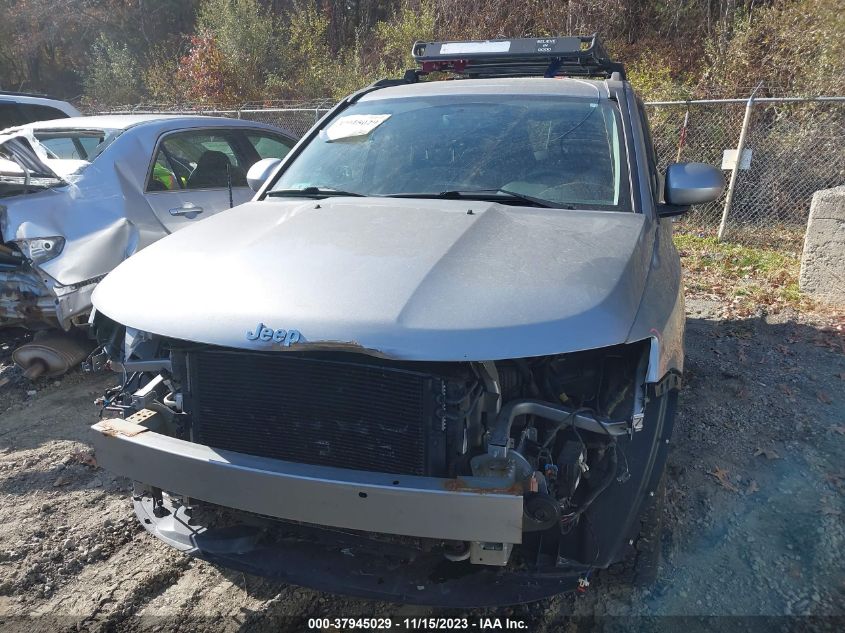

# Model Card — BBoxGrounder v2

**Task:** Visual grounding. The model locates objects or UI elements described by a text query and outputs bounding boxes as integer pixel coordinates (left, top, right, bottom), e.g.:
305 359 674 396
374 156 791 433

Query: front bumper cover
130 492 587 606
0 266 99 329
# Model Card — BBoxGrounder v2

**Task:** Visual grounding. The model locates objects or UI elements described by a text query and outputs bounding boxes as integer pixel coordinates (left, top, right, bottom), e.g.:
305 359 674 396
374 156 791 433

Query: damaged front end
0 238 100 330
0 134 89 330
89 314 679 606
0 251 54 327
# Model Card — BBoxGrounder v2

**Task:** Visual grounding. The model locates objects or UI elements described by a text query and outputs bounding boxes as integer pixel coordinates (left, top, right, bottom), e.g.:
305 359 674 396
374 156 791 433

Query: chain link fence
645 97 845 248
100 95 844 249
98 100 333 138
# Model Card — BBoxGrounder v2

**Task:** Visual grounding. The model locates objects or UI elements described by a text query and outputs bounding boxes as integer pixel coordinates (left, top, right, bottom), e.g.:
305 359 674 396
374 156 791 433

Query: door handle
169 204 204 217
169 203 204 218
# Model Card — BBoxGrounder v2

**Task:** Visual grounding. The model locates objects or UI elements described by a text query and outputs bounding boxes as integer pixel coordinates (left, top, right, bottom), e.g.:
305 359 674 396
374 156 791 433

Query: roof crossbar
411 34 625 80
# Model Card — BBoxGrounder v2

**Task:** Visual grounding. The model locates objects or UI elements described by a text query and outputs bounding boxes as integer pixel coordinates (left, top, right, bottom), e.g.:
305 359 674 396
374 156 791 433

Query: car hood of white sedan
93 197 653 361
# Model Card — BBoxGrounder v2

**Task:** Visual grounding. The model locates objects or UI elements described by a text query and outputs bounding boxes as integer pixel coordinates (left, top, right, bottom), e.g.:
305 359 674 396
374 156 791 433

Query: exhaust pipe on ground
11 330 92 380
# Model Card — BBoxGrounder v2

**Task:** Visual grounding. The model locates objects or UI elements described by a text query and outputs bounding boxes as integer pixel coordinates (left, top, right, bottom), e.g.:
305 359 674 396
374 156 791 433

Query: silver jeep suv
87 36 723 606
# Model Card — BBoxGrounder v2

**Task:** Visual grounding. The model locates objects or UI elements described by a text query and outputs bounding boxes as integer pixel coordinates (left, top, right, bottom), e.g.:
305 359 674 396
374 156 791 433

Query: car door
143 128 293 232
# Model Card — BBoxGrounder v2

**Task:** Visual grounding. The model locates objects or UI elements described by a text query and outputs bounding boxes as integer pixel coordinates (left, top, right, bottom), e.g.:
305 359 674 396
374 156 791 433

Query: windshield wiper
384 189 574 210
266 186 364 198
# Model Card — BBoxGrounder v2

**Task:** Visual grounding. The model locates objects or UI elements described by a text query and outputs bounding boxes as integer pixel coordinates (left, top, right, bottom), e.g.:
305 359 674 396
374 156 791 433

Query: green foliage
2 0 843 105
197 0 279 99
268 1 336 99
673 231 810 314
375 0 436 72
627 55 694 102
175 32 239 105
703 0 845 96
268 0 435 100
82 35 144 107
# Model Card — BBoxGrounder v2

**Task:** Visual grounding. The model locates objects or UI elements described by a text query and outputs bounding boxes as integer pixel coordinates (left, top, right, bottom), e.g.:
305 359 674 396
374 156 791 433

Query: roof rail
411 34 625 80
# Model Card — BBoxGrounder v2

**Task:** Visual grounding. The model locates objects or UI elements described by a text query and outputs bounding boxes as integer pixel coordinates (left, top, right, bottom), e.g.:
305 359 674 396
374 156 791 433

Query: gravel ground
0 298 842 632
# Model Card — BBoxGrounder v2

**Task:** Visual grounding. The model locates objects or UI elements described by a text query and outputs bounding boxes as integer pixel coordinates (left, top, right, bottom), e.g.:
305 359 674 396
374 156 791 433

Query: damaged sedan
1 115 294 377
88 36 724 605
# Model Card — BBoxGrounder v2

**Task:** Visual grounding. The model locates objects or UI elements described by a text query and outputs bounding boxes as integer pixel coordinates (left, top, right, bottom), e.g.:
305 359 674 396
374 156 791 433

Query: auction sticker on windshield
324 114 390 141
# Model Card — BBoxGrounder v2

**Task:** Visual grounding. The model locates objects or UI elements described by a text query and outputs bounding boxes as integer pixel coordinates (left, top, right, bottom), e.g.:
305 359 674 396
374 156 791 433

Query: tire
607 471 666 588
632 472 665 587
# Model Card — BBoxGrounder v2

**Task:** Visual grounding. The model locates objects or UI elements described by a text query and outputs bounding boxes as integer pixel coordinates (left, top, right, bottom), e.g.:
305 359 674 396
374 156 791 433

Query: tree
82 35 144 106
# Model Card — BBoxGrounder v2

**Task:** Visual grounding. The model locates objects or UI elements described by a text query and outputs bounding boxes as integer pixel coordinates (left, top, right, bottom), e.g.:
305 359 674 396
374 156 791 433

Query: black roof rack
411 34 625 80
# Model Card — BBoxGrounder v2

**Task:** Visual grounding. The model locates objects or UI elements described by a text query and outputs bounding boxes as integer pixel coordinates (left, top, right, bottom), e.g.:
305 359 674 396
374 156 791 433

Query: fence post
717 84 761 241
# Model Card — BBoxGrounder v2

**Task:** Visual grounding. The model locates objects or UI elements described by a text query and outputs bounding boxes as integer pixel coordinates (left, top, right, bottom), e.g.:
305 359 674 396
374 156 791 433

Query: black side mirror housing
656 203 690 218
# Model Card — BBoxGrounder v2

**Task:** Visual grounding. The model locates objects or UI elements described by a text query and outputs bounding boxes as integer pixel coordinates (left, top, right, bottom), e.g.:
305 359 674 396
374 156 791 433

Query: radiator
184 349 447 476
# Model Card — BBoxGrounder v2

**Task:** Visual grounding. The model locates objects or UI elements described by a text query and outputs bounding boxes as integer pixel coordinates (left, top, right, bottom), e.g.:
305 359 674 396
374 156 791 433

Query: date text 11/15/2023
306 617 529 630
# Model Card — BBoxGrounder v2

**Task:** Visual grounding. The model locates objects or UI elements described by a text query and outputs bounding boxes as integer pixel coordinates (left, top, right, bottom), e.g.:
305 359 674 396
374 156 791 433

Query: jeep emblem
246 322 301 346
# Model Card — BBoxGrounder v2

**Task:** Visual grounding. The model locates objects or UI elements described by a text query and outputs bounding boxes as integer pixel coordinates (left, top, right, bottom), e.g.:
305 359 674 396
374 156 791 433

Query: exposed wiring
98 370 138 418
540 406 593 450
560 441 619 525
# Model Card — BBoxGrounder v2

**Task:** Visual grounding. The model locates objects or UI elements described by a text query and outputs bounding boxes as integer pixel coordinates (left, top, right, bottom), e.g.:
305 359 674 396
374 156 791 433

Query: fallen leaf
754 447 781 460
708 467 739 492
746 479 760 495
817 391 833 405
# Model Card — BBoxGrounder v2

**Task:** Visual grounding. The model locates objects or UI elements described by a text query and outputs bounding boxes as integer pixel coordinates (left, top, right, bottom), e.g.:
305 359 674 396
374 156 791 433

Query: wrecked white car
89 37 724 606
0 115 295 336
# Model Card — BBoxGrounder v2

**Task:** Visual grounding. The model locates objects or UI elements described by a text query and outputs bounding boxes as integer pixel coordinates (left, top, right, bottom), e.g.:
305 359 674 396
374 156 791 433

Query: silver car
0 115 295 332
88 37 724 606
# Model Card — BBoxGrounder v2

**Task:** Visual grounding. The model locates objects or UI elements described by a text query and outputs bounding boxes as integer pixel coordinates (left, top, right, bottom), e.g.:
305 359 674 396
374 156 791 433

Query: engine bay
92 314 663 570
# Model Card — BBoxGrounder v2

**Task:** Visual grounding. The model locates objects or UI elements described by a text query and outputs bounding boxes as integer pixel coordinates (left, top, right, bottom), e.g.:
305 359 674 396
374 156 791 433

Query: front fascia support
90 421 524 545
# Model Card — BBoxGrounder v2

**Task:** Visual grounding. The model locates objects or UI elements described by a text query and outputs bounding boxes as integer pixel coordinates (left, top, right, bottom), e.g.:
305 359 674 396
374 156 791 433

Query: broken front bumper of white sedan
0 265 101 329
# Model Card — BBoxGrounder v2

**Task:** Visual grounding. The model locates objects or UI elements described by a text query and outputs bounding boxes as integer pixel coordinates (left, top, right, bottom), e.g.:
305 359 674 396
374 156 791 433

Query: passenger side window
148 151 180 191
246 133 293 160
147 130 247 192
637 103 661 203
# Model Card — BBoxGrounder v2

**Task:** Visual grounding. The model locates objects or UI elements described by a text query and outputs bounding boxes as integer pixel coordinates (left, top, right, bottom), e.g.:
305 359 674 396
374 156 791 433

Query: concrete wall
800 185 845 305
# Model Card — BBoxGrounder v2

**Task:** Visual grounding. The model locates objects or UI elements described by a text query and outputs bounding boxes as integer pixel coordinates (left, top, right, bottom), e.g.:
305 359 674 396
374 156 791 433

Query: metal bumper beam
91 419 524 544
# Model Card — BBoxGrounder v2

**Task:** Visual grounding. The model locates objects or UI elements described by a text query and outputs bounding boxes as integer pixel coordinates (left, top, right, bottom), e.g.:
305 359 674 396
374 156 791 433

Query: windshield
270 94 629 210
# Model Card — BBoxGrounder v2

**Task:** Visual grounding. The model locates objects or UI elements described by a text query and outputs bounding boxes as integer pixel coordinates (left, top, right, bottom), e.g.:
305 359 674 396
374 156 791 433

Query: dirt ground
0 297 843 632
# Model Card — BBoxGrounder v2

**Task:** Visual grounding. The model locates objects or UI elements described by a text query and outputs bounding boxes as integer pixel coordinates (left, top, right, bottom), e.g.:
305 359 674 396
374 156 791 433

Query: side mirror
663 162 725 207
246 157 282 191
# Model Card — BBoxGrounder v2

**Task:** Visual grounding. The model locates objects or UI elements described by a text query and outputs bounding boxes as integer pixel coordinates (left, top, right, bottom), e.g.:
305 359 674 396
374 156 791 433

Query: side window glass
40 137 81 159
246 133 293 160
147 150 180 191
17 104 69 124
78 136 101 157
0 103 24 129
157 131 246 190
637 104 661 202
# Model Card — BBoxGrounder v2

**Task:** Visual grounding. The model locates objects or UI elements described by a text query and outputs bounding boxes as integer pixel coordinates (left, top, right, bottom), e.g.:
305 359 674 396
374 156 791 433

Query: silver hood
93 198 653 361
